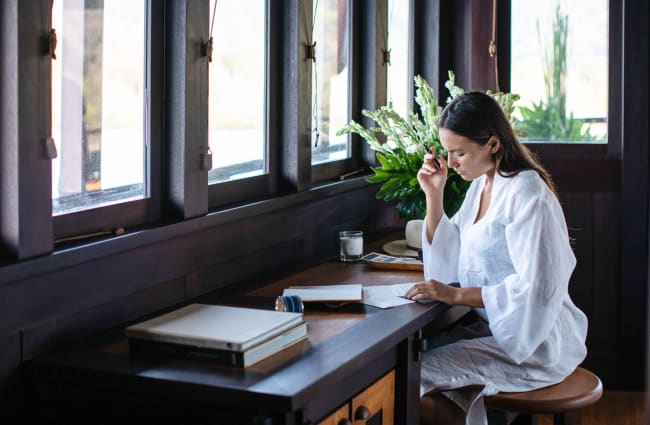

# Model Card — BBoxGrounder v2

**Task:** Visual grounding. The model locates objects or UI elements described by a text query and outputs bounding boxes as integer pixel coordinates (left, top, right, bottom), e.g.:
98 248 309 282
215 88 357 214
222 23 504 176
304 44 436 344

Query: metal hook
49 28 57 59
306 41 317 62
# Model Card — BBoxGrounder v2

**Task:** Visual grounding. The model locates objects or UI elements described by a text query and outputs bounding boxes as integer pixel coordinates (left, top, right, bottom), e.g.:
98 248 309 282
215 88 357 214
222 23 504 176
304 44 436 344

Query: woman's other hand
405 280 485 308
417 152 447 198
405 279 457 304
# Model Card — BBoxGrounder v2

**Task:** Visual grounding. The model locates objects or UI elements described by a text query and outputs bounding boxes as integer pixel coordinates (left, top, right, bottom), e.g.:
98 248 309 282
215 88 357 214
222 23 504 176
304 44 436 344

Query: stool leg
552 412 566 425
486 408 508 425
532 413 554 425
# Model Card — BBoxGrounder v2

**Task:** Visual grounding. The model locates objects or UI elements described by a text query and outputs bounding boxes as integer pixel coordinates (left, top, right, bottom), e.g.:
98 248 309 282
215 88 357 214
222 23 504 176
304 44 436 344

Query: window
510 0 608 143
51 0 148 215
386 0 411 117
311 0 351 165
207 0 267 185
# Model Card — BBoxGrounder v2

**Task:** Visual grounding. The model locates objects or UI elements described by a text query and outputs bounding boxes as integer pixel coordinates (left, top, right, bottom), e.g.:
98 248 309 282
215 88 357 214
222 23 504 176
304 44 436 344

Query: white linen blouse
420 169 588 425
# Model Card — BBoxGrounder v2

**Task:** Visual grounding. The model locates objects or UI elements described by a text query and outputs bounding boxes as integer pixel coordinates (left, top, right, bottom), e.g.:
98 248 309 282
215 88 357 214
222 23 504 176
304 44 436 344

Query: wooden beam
0 0 53 260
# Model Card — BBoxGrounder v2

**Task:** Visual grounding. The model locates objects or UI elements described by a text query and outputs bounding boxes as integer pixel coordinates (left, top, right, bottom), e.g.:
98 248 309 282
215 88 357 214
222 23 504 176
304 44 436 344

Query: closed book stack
126 304 307 367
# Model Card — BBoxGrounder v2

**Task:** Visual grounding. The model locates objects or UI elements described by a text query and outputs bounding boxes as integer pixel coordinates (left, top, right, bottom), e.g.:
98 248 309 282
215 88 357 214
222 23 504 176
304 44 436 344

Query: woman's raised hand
417 151 447 198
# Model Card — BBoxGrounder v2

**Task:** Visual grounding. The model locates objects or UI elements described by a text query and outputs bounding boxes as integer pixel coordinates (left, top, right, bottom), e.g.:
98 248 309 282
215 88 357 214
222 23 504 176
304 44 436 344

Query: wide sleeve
421 212 461 284
481 192 576 364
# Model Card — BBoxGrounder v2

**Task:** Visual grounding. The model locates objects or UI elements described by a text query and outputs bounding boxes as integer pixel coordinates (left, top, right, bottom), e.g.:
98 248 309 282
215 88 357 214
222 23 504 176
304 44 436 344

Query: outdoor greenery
337 71 519 220
516 4 602 142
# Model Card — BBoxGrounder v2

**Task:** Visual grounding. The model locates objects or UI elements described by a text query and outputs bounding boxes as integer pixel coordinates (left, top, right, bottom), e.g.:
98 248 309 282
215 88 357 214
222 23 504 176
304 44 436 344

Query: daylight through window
51 0 147 215
510 0 608 143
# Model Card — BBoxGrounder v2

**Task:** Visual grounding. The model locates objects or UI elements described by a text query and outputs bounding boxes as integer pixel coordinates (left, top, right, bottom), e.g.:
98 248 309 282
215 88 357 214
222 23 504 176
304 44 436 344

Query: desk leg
394 331 422 425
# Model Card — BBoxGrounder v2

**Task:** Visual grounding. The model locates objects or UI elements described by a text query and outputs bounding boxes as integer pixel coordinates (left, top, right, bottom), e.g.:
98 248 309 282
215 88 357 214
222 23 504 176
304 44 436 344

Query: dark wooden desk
25 260 465 425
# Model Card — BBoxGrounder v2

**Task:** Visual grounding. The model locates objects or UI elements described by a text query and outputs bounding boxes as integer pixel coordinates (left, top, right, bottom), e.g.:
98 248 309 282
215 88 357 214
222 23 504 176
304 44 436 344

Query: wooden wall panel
0 333 21 424
21 278 186 361
0 333 20 391
588 192 622 385
561 191 621 387
188 238 304 299
563 193 595 320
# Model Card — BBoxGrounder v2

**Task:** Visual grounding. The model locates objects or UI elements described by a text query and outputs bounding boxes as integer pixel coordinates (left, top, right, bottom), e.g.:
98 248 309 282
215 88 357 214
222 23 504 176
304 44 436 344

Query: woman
406 91 588 425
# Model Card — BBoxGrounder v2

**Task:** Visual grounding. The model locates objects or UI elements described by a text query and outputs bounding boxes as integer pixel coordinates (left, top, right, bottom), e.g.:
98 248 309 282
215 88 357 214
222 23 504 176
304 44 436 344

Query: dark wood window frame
208 0 387 206
413 0 621 194
0 0 54 260
207 0 277 208
0 0 395 261
310 0 363 184
53 0 164 239
496 0 622 194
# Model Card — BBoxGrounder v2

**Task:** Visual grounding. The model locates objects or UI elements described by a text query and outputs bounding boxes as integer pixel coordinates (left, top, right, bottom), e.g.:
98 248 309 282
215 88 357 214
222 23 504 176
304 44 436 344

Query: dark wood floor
533 391 646 425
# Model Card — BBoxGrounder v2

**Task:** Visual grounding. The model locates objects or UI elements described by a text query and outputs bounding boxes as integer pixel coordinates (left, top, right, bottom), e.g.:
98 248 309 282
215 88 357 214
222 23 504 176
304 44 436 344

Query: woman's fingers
419 158 442 175
404 282 421 299
406 281 433 300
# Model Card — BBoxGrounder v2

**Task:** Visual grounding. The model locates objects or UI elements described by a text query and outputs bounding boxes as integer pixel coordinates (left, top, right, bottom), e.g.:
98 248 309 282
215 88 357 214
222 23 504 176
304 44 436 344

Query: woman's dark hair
438 91 557 195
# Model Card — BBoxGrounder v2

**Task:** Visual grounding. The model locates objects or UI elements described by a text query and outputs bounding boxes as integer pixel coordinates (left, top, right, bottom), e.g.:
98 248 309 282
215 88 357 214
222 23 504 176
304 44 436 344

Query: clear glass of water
339 231 363 262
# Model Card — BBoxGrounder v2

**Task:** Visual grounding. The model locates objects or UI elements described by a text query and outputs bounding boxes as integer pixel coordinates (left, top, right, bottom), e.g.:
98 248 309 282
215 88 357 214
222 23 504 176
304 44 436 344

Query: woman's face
440 128 499 181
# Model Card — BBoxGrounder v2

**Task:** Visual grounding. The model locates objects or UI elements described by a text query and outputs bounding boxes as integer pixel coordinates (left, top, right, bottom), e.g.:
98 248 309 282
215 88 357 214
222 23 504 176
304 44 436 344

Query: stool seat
485 367 603 414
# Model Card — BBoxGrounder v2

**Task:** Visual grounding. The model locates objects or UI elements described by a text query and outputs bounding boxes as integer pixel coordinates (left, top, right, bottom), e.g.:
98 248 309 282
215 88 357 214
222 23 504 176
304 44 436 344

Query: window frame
497 0 621 162
310 0 368 185
0 0 54 260
384 0 415 119
52 0 163 240
207 0 277 209
0 0 394 260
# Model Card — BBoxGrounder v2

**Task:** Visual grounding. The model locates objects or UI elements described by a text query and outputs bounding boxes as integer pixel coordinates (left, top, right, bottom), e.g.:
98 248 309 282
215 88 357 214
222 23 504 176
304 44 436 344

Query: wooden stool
485 367 603 425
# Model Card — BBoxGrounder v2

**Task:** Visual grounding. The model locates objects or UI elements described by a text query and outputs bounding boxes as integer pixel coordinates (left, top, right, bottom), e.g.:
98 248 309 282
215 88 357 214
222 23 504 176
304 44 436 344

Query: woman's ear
488 137 501 154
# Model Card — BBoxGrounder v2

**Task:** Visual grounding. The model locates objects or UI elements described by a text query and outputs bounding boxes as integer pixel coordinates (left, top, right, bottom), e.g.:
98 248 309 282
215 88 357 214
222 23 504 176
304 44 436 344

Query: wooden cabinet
317 370 395 425
317 404 351 425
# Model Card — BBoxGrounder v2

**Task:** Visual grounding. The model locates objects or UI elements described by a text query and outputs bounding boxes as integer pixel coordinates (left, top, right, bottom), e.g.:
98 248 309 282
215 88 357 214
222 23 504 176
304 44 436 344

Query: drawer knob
354 405 371 420
337 419 352 425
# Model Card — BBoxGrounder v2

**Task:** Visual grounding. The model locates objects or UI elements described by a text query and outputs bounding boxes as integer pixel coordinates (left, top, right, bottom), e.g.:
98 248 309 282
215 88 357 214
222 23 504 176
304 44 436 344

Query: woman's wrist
425 191 444 204
452 287 485 308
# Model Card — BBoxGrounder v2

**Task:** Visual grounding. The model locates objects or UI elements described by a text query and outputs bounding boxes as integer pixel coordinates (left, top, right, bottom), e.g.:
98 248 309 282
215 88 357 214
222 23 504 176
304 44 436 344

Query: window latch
44 138 58 159
201 147 213 170
203 37 213 62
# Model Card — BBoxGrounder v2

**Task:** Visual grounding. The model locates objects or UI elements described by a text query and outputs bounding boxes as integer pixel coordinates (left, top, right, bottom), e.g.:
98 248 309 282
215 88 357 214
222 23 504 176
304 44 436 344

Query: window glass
387 0 410 117
511 0 608 143
311 0 350 165
52 0 147 215
208 1 266 184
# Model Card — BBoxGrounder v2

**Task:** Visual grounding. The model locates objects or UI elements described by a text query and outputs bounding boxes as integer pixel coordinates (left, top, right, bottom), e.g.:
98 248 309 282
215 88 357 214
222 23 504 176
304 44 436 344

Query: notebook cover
125 304 304 352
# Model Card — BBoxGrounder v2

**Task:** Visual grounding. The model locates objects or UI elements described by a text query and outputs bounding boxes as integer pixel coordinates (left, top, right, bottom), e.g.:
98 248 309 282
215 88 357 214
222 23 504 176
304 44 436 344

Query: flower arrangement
337 71 520 220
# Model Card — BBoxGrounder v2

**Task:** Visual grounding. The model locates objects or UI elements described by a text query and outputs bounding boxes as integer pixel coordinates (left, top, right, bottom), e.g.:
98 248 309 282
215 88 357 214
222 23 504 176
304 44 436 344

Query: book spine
128 339 244 367
125 329 241 351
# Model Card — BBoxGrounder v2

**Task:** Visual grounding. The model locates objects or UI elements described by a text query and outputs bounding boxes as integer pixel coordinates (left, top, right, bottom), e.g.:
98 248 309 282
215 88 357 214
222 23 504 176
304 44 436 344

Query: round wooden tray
382 240 419 258
366 259 423 271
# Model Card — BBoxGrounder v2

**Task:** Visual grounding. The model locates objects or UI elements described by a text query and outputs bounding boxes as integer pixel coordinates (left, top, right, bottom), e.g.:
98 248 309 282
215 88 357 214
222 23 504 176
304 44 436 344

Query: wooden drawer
317 370 395 425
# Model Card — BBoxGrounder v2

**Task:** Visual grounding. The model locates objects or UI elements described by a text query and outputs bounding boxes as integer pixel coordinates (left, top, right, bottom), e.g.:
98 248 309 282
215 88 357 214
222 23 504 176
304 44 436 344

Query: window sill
0 176 374 286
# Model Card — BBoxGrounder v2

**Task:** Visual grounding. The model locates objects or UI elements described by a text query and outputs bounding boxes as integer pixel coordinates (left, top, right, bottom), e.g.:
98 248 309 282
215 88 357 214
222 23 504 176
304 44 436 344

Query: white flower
405 143 420 154
386 140 398 150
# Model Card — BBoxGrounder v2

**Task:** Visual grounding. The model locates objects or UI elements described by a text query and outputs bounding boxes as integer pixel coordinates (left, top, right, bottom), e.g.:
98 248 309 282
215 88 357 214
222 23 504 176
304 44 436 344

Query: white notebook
125 304 304 352
282 284 363 302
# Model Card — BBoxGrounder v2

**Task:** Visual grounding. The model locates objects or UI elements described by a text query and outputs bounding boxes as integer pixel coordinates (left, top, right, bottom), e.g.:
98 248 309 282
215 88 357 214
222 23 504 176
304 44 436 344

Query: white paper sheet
362 282 417 308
